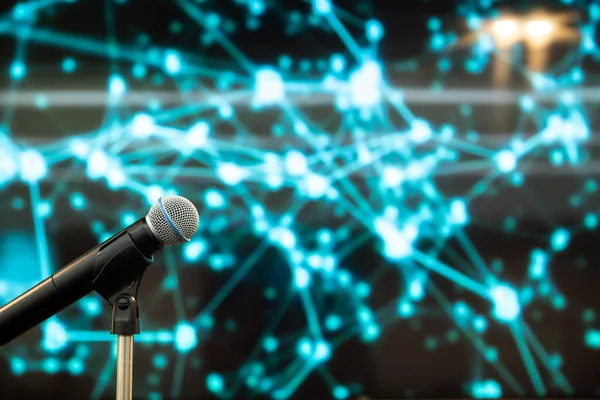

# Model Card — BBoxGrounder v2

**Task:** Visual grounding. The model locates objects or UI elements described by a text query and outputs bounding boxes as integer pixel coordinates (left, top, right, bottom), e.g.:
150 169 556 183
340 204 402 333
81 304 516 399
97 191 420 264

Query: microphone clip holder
107 283 141 400
93 237 151 400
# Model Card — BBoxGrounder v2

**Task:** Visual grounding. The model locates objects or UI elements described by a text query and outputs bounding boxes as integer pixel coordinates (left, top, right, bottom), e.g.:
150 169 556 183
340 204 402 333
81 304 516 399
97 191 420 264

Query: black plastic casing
0 218 162 345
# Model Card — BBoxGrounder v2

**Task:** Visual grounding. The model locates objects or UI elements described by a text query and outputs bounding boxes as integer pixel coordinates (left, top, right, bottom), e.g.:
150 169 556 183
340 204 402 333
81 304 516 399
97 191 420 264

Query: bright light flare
492 19 519 38
525 19 554 39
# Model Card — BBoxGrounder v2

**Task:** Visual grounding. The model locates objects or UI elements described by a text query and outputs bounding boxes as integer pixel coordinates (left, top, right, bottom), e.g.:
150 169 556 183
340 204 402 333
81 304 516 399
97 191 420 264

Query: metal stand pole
110 294 140 400
116 335 134 400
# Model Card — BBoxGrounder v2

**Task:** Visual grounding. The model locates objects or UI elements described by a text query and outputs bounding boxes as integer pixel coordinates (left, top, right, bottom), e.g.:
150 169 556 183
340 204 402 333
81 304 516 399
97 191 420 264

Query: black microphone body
0 218 162 346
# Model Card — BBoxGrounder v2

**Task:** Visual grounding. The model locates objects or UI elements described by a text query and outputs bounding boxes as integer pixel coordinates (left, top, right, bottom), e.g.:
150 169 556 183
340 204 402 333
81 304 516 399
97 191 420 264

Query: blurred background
0 0 599 398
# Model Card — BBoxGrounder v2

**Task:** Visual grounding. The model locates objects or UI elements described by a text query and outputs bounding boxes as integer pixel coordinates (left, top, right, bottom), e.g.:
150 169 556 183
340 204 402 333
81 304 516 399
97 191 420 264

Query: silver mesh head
145 196 199 245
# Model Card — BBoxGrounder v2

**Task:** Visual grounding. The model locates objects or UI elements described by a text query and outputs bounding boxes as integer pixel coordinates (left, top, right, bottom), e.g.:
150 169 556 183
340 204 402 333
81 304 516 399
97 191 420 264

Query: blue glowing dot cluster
1 0 600 399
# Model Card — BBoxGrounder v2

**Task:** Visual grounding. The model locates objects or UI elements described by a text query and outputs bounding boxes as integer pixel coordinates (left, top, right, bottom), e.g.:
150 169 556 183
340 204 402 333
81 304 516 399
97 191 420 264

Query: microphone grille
146 196 199 245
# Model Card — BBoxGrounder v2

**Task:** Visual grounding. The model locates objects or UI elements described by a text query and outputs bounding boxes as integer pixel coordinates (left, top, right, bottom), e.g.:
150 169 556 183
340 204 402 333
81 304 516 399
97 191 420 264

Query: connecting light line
412 251 491 300
0 0 597 399
509 321 547 397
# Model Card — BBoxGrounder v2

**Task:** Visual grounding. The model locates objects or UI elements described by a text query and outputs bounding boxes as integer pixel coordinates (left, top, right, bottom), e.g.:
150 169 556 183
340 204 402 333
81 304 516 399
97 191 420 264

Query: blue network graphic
0 0 600 399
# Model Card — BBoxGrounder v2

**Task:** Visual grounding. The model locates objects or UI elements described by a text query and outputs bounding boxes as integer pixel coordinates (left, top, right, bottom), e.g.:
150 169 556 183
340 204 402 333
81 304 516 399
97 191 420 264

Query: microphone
0 196 199 346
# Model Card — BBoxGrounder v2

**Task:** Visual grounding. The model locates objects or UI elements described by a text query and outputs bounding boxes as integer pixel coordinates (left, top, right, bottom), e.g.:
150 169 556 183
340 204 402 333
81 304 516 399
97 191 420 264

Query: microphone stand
95 259 147 400
112 293 139 400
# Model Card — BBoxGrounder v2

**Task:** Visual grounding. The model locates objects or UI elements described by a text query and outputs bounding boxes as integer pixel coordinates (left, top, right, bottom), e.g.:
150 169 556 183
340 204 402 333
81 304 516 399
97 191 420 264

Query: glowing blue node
249 0 265 15
67 358 84 375
325 314 342 331
494 150 517 173
153 354 168 370
489 284 520 322
10 357 26 375
19 149 47 183
318 230 332 244
428 17 441 31
218 104 233 119
430 34 445 51
253 67 285 107
297 337 312 357
366 19 384 41
331 54 345 73
472 316 488 333
285 151 308 176
549 353 562 369
119 212 136 226
585 330 600 349
272 390 289 400
313 341 331 362
206 373 224 394
263 336 278 352
184 239 207 262
382 166 403 188
550 228 570 252
313 0 331 14
467 14 481 29
145 185 165 204
106 162 126 189
358 307 373 323
425 337 438 351
205 189 226 209
186 121 210 149
10 61 26 80
61 58 77 74
398 300 415 318
108 74 127 97
258 378 273 393
217 163 247 185
520 286 534 304
69 139 89 159
336 270 352 287
322 255 336 272
306 253 322 269
571 67 584 83
410 119 432 143
374 217 413 260
333 385 349 399
148 392 162 400
582 309 596 323
349 60 383 108
294 267 311 289
42 319 68 352
408 278 424 300
130 113 155 138
80 297 101 317
449 198 468 225
485 347 498 362
132 63 146 79
209 254 235 271
362 324 380 342
42 358 60 374
269 227 296 249
198 314 214 329
453 301 470 319
174 323 197 353
552 295 566 310
164 50 182 75
529 249 547 279
303 174 329 198
87 150 108 179
354 282 370 298
36 201 52 219
472 380 502 399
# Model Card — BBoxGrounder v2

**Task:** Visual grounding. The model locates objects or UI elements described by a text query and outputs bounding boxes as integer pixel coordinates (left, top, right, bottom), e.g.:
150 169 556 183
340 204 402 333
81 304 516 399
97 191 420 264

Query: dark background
0 0 599 399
